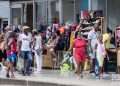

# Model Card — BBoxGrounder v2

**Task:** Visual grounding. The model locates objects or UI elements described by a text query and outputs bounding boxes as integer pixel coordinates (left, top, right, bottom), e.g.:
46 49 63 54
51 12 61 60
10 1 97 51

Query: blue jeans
91 51 99 76
95 58 99 76
21 51 32 75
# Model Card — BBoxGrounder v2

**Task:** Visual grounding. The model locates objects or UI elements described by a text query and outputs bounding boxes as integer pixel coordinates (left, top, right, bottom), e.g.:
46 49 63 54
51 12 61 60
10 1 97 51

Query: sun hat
5 25 11 30
22 26 30 30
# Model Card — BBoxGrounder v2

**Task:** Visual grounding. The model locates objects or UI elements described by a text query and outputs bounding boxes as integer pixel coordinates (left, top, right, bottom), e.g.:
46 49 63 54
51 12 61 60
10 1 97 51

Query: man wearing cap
18 26 32 76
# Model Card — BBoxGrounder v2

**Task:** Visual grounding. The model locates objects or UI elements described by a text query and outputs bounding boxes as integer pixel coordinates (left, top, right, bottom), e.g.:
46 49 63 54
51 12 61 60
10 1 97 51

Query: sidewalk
0 70 120 86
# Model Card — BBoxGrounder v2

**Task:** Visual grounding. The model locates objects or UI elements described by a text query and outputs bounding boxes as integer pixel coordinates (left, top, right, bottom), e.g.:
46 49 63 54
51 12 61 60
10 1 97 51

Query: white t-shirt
34 35 42 50
19 33 32 51
88 29 98 50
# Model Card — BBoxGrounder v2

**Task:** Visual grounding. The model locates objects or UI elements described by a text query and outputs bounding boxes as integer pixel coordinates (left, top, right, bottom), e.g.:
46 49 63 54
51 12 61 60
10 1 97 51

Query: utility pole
88 0 92 11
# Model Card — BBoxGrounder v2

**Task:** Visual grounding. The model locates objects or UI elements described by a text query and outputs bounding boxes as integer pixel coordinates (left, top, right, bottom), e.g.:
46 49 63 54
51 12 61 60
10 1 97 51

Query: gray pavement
0 70 120 86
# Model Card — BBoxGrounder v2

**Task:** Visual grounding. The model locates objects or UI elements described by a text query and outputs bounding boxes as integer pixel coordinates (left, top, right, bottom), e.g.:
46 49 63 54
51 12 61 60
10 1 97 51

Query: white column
48 0 52 25
88 0 92 11
59 0 63 24
21 4 24 25
24 3 27 23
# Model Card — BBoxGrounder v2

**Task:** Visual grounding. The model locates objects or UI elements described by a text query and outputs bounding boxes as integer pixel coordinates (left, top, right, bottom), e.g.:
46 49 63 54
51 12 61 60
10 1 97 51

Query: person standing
96 35 106 79
18 26 32 76
103 29 112 73
88 24 99 74
73 32 87 78
6 32 17 78
33 30 43 73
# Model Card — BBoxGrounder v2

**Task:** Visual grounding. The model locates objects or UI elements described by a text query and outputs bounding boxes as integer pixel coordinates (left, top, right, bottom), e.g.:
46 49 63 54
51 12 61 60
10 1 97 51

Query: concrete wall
92 0 120 31
107 0 120 31
91 0 98 10
99 0 120 31
63 0 81 23
37 1 48 25
12 8 21 25
63 0 74 22
0 1 10 24
36 0 88 25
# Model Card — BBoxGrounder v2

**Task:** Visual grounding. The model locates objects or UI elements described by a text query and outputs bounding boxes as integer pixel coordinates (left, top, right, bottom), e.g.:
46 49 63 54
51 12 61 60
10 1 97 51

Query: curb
0 78 75 86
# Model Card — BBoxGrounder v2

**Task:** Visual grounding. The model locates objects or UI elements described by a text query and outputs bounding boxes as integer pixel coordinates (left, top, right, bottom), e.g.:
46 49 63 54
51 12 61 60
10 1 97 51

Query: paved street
0 70 120 86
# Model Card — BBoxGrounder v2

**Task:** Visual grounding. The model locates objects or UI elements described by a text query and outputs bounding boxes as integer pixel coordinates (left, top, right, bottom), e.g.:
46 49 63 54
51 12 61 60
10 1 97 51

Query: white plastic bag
17 56 24 71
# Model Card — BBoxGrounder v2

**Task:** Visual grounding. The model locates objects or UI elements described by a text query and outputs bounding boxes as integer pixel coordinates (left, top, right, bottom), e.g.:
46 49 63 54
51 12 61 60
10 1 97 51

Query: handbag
17 56 24 71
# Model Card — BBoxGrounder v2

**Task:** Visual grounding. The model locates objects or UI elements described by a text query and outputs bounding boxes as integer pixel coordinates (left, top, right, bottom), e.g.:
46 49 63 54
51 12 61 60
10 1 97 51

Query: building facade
90 0 120 31
0 1 11 29
0 0 91 29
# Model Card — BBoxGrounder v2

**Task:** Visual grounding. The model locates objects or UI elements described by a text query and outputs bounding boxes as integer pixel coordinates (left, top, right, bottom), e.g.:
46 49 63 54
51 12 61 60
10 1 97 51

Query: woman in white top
33 31 42 73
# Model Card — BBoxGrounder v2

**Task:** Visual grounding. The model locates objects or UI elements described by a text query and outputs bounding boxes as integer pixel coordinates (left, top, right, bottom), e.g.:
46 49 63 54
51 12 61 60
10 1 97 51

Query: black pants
103 58 108 73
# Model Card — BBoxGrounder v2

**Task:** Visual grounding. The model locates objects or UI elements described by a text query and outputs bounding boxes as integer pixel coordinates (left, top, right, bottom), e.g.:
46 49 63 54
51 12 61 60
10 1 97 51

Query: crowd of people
0 20 112 79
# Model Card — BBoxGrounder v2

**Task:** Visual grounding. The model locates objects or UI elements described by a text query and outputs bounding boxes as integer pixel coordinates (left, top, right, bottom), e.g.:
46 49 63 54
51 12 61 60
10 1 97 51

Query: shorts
6 53 16 63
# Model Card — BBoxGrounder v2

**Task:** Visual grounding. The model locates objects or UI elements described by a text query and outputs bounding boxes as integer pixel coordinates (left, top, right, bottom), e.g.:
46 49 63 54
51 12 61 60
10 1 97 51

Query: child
96 35 106 79
6 35 17 78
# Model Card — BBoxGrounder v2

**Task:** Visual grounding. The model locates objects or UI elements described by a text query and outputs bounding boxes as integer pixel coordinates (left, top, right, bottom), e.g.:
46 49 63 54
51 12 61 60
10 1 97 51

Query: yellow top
103 33 111 49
